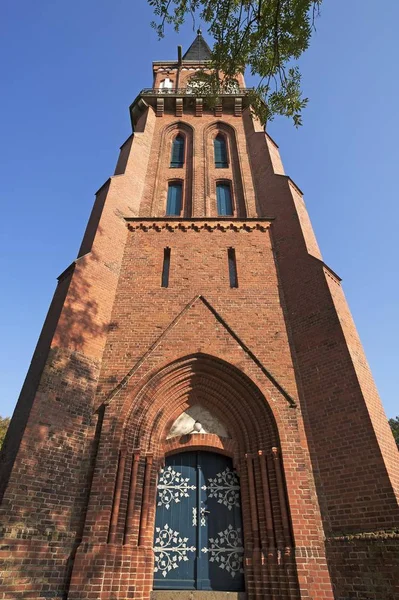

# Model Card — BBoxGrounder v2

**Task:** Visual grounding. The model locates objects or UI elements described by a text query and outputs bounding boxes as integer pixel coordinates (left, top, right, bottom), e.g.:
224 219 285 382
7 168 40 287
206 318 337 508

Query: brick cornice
125 217 273 233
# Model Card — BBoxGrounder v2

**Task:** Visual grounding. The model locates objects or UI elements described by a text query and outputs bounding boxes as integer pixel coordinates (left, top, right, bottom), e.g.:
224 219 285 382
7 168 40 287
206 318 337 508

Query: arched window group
157 122 245 218
167 132 233 216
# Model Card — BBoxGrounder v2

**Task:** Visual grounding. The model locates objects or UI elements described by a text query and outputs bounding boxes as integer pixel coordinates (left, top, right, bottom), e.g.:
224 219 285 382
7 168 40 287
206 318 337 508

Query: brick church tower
1 32 398 600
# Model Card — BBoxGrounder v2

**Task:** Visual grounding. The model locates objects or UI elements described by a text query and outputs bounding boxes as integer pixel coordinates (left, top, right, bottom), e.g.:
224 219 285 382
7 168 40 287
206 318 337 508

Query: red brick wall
326 537 399 600
0 106 158 599
245 109 398 527
244 109 399 597
64 220 333 599
0 267 73 504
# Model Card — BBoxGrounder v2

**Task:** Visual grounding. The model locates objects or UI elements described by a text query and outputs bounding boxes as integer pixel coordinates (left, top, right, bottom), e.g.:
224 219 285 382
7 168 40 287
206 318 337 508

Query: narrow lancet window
214 135 228 168
166 182 182 216
161 248 171 288
216 183 233 216
228 248 238 288
171 135 185 167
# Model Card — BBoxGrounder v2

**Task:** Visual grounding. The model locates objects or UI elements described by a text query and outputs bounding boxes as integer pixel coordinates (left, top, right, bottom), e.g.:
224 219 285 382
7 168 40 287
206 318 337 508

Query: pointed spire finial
183 28 211 61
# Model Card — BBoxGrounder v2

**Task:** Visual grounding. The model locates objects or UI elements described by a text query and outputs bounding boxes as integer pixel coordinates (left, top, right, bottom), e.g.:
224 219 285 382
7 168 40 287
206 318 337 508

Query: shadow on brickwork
0 243 118 599
325 534 399 600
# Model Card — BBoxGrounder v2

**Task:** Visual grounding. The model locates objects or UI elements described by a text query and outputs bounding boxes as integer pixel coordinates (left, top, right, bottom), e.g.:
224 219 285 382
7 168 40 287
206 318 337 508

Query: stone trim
163 433 236 458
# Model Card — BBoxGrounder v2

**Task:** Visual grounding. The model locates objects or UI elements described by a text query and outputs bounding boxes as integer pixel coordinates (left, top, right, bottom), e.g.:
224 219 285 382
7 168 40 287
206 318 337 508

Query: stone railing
140 87 253 96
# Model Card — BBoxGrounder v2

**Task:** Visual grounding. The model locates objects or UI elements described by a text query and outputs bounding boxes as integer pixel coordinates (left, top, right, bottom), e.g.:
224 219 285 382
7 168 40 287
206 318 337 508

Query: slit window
228 248 238 288
166 182 182 216
161 248 171 288
170 135 185 167
214 135 228 168
216 183 233 216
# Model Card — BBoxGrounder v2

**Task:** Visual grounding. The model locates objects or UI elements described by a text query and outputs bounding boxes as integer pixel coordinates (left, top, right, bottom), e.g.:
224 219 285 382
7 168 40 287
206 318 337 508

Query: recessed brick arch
151 121 194 217
103 353 301 600
204 121 247 217
123 353 278 452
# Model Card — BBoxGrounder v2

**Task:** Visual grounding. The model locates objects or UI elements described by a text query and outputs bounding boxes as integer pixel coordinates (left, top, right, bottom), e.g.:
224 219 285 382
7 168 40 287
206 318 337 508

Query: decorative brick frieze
126 218 271 233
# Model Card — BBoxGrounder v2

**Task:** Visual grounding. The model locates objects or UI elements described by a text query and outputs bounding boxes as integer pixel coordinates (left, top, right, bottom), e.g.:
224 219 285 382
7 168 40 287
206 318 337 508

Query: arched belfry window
160 77 173 90
170 135 185 168
214 134 228 168
166 182 183 216
216 182 233 216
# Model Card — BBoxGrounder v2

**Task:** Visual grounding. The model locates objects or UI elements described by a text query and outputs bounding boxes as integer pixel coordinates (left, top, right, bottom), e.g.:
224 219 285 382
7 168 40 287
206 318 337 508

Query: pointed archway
108 353 301 600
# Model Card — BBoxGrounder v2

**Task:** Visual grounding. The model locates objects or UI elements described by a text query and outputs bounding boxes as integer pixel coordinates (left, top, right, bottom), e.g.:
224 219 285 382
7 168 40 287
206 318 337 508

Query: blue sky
1 0 398 419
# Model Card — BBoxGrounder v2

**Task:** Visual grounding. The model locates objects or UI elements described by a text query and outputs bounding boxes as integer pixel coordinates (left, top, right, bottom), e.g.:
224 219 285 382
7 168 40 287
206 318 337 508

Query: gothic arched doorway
153 451 245 591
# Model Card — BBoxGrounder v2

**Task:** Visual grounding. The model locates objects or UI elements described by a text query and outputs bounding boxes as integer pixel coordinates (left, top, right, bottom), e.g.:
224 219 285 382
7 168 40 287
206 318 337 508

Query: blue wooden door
153 451 245 591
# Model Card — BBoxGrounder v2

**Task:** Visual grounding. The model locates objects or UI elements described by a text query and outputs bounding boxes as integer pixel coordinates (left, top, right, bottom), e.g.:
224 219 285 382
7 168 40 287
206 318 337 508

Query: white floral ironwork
192 507 197 526
200 505 208 526
201 467 240 510
157 466 196 509
201 525 244 578
154 524 196 578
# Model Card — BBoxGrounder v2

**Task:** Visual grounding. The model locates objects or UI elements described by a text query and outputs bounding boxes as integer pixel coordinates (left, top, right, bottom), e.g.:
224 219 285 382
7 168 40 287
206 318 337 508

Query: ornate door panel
153 451 245 591
153 452 197 589
197 452 244 590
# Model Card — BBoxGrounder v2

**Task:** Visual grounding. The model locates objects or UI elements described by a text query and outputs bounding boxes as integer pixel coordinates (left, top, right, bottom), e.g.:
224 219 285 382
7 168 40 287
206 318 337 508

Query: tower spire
183 29 211 61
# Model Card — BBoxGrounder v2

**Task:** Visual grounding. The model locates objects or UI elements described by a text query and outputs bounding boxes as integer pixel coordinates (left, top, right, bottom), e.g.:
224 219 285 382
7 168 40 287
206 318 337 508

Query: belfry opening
1 31 398 600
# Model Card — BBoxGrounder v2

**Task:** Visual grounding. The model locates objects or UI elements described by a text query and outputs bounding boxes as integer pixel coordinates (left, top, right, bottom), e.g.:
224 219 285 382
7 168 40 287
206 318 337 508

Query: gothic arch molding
77 353 301 600
122 353 279 453
152 121 194 217
102 353 300 598
204 121 247 218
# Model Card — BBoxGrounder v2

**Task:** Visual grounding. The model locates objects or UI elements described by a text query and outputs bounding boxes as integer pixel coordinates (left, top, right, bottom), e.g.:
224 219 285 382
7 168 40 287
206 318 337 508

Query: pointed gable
183 29 212 62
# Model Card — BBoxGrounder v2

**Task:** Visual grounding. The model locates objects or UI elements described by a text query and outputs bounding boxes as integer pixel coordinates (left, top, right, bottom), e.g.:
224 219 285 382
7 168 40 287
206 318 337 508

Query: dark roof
183 30 212 62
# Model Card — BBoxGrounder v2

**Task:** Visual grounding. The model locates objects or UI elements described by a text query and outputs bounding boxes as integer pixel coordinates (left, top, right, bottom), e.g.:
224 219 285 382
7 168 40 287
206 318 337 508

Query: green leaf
147 0 322 126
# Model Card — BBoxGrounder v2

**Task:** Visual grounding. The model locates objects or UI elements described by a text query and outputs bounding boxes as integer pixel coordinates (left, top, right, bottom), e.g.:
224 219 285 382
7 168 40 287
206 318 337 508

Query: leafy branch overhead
389 416 399 448
0 416 10 451
148 0 322 126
